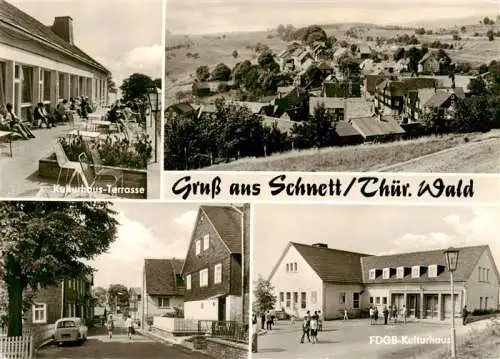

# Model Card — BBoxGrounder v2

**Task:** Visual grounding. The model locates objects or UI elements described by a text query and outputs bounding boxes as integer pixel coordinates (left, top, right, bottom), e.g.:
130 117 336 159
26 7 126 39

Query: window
485 297 488 309
33 303 46 324
293 292 298 307
199 269 208 287
21 66 33 103
411 266 420 278
353 293 360 309
195 240 201 255
339 292 346 305
369 296 373 304
286 292 291 308
311 291 317 304
335 108 344 122
383 268 390 279
186 274 191 290
376 297 380 304
293 263 297 272
286 263 289 272
486 269 489 282
203 234 210 250
428 264 438 278
383 297 387 305
478 267 482 281
369 269 376 280
43 70 51 102
396 267 404 278
280 292 284 302
158 297 170 308
214 263 222 284
301 292 306 309
58 73 64 99
480 297 483 310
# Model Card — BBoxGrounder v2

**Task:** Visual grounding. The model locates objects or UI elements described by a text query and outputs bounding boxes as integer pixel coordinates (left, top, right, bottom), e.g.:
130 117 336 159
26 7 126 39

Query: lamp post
146 86 161 163
444 247 459 358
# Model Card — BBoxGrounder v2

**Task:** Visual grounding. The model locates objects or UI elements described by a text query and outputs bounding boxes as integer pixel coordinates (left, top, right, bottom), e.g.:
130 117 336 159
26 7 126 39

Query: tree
252 276 277 315
107 284 129 311
483 17 491 25
211 63 231 81
153 78 162 89
415 28 426 35
350 44 358 55
107 78 117 93
277 24 285 35
232 50 238 59
257 51 279 73
0 202 118 336
487 30 495 41
292 103 337 148
461 26 466 33
93 286 107 307
195 65 210 81
393 47 405 61
119 73 155 102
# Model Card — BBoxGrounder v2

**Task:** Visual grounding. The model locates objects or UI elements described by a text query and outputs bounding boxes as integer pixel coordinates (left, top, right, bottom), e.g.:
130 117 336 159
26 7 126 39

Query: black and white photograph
0 0 163 199
0 201 250 358
164 0 500 173
251 203 500 359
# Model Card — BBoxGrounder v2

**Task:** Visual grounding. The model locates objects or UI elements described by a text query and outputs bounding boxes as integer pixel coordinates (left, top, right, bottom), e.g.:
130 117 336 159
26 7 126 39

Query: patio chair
88 146 124 187
78 152 122 197
54 142 81 186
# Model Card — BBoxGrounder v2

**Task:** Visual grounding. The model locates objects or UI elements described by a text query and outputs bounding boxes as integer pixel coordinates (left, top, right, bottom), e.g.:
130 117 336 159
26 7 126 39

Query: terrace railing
197 320 248 344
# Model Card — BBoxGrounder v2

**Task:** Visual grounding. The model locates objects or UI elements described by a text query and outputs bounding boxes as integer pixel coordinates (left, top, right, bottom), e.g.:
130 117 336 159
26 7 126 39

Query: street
253 318 488 359
37 318 211 359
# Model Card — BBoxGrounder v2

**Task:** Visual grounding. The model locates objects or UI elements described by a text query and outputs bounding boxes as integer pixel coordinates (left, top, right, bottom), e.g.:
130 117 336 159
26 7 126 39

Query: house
128 287 141 322
395 58 410 73
165 103 196 119
232 101 272 115
333 121 364 146
0 0 110 122
261 115 295 135
374 79 406 115
197 103 218 119
322 76 361 98
272 86 309 121
333 47 349 64
418 51 440 74
358 44 372 59
269 243 500 320
309 97 374 122
141 258 185 326
403 87 465 123
192 82 211 98
182 205 248 322
350 114 405 142
25 275 94 328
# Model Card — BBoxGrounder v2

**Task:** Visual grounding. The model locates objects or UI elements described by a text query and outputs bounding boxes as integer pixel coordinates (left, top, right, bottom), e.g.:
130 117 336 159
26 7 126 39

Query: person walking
125 315 134 340
369 306 374 325
383 306 389 325
260 313 265 330
106 314 114 339
252 314 259 353
266 311 273 330
402 305 407 325
300 315 311 343
374 307 379 323
343 307 349 320
318 310 323 331
310 314 318 344
462 305 469 326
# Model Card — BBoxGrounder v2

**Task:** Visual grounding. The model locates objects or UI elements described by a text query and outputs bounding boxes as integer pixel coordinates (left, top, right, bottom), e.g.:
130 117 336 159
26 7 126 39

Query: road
37 323 211 359
253 318 489 359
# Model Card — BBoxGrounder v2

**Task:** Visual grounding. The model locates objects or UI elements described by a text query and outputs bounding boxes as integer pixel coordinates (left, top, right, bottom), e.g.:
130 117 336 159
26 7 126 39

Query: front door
408 294 419 318
424 295 439 319
218 297 226 321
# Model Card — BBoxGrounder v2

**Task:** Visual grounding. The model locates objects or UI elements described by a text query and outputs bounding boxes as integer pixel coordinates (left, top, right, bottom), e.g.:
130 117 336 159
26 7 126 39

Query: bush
472 309 493 316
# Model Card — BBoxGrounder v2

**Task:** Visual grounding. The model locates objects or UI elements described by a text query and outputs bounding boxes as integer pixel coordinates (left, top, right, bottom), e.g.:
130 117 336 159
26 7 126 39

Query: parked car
53 317 88 346
274 310 290 320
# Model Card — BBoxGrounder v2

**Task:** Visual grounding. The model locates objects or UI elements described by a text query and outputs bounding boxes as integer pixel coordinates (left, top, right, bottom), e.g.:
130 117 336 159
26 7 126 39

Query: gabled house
142 258 185 326
418 51 440 74
25 275 94 327
269 243 500 321
349 114 405 142
322 76 361 98
358 44 372 59
182 205 248 322
0 0 110 121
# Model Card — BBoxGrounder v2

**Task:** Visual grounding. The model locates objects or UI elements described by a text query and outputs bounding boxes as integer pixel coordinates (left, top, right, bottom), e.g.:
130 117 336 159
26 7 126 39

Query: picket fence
0 335 33 359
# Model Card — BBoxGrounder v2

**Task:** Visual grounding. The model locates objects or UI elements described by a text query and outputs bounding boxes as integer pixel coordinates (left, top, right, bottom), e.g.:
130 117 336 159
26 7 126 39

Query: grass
204 131 499 172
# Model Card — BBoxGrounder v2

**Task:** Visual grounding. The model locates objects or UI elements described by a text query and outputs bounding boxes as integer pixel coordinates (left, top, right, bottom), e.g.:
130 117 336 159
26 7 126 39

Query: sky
253 204 500 279
90 202 199 290
166 0 499 35
10 0 163 88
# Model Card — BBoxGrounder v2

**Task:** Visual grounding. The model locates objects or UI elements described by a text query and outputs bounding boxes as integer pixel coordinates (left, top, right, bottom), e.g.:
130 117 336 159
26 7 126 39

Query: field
165 21 500 103
202 130 500 172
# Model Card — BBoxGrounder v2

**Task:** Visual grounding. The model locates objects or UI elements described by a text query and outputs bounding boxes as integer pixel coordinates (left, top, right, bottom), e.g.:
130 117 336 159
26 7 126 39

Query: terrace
0 107 150 198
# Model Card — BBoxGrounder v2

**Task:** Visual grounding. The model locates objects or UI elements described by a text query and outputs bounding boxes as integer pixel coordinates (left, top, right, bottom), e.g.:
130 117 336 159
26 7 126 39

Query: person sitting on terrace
80 96 89 119
107 101 126 132
69 97 76 111
1 103 35 139
34 102 56 128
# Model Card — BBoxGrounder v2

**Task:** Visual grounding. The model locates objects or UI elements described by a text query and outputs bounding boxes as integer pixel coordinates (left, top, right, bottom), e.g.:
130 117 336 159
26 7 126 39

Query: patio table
0 131 13 157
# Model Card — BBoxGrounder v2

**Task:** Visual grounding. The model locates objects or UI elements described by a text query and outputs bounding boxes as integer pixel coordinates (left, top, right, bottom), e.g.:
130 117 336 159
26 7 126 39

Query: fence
152 317 198 333
198 320 248 344
0 335 33 359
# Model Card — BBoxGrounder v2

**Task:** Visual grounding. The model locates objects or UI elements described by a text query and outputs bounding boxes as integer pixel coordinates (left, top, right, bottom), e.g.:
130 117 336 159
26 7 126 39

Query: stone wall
205 337 248 359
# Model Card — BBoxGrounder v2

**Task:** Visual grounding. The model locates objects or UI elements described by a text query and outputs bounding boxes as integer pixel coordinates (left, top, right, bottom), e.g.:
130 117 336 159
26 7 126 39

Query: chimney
312 243 328 248
51 16 74 45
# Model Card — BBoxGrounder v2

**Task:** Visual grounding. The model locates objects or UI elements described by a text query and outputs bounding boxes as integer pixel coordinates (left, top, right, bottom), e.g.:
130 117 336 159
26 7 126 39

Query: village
0 202 250 359
165 19 500 171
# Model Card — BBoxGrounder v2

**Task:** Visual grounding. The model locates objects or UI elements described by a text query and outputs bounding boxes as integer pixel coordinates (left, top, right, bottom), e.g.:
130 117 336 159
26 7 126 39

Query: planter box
39 153 147 199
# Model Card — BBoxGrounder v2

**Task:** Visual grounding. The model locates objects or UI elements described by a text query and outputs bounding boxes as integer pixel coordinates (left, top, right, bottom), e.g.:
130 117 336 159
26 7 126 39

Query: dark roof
335 120 362 138
201 206 242 254
350 115 405 138
144 258 185 296
361 246 493 283
0 0 109 74
166 103 195 115
290 242 371 283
